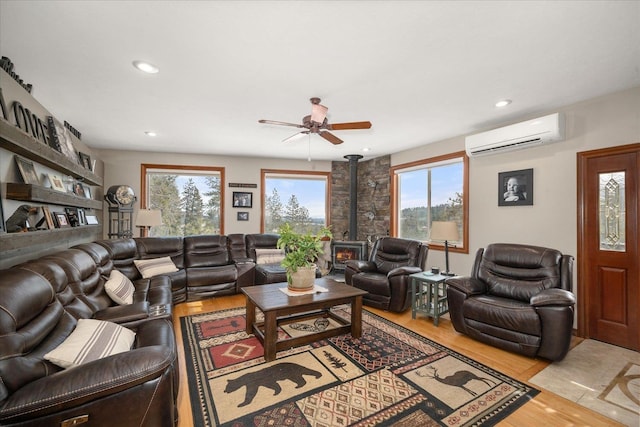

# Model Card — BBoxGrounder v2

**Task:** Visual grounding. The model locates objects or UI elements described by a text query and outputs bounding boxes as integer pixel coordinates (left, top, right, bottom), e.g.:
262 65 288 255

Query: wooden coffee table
241 277 368 362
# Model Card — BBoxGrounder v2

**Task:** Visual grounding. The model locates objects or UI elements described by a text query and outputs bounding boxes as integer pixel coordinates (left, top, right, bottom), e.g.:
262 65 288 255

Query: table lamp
135 209 162 237
429 221 460 276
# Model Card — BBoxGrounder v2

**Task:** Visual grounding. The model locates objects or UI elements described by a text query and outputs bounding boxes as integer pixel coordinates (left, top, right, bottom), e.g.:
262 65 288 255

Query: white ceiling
1 1 638 161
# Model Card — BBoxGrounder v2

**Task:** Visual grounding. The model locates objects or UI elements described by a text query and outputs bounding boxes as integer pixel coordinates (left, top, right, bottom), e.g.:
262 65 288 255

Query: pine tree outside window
261 169 330 234
142 164 224 236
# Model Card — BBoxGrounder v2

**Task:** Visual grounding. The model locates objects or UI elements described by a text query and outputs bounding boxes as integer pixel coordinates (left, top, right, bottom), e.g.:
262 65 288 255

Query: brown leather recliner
446 243 575 361
344 237 428 312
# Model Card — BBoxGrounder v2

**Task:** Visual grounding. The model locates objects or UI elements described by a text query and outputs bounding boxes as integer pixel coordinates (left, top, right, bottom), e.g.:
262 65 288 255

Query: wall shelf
0 225 103 253
6 183 103 210
0 119 103 186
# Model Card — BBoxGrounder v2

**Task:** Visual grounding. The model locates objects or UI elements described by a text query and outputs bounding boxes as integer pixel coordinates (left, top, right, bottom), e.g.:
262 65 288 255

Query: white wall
95 149 332 235
392 86 640 298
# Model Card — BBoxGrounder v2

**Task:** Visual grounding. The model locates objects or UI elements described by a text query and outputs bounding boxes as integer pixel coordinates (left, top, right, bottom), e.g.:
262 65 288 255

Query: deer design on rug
417 365 497 396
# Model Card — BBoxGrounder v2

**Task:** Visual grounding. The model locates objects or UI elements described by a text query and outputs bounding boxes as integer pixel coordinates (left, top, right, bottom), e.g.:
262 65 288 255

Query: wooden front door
577 143 639 351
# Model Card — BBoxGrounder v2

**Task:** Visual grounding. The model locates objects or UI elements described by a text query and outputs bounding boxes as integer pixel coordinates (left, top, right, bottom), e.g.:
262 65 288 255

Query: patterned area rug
530 339 640 426
181 306 539 426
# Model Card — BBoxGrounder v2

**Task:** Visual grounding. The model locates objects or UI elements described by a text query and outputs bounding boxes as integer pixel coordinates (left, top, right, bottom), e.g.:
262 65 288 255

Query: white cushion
104 270 134 305
255 248 285 265
134 256 178 278
44 319 136 369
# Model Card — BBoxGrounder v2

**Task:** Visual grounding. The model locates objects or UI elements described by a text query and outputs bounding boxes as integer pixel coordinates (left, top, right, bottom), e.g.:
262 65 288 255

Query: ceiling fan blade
282 131 309 143
259 119 305 128
326 121 372 130
319 131 343 145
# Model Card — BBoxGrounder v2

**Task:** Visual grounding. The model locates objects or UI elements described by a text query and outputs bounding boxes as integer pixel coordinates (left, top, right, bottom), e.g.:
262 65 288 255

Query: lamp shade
135 209 163 227
429 221 459 242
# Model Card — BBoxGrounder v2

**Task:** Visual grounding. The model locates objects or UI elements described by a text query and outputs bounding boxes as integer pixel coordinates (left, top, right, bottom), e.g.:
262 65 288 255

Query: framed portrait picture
498 168 533 206
42 206 55 229
64 207 80 227
72 181 85 197
54 211 71 228
78 152 92 171
15 156 40 185
48 117 78 164
232 191 252 208
237 211 249 221
83 186 92 199
48 174 67 192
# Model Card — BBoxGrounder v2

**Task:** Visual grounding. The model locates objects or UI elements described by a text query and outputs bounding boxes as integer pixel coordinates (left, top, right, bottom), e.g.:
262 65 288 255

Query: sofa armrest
345 260 376 273
0 345 174 422
93 302 150 324
531 288 576 307
387 266 422 278
445 276 487 296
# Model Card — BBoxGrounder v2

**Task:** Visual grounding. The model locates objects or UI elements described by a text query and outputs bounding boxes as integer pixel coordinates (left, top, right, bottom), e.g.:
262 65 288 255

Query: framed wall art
48 174 67 192
72 182 85 197
498 168 533 206
48 117 78 164
54 211 71 228
15 156 40 185
42 206 55 229
237 212 249 221
232 191 252 208
78 152 92 171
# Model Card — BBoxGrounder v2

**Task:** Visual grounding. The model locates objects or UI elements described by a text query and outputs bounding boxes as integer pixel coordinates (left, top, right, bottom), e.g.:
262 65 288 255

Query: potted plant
277 223 332 291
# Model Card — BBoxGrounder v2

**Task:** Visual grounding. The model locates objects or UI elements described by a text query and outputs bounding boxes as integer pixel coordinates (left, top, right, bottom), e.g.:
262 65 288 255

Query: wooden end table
241 277 368 362
410 272 449 326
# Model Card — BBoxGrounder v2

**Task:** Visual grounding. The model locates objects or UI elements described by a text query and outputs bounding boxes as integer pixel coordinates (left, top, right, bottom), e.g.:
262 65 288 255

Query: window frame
260 169 331 233
390 151 469 254
141 163 226 235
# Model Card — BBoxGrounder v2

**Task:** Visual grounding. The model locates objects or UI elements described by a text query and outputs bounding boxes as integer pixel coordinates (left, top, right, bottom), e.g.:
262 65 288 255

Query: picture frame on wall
85 215 99 225
15 156 40 185
42 206 55 229
232 191 252 208
237 212 249 221
48 117 78 164
48 174 67 192
73 182 85 197
78 152 92 171
64 207 80 227
54 212 71 228
498 168 533 206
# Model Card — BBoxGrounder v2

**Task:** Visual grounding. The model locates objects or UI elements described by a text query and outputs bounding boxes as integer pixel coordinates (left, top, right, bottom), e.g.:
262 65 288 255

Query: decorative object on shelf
498 168 533 206
135 208 162 237
6 204 37 233
232 191 252 208
64 207 80 227
53 211 71 228
85 215 99 225
105 185 136 239
0 196 5 233
277 223 332 291
42 206 55 229
14 155 40 185
76 208 86 225
47 173 66 192
72 181 85 197
83 186 92 199
78 152 92 171
429 221 460 276
237 211 249 221
48 117 78 164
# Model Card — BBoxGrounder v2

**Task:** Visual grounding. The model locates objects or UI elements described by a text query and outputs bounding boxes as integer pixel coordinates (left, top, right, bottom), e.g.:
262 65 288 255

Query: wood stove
331 241 368 272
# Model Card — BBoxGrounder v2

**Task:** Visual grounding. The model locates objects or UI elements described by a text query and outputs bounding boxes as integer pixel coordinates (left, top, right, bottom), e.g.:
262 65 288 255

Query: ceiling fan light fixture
132 60 159 74
311 103 328 123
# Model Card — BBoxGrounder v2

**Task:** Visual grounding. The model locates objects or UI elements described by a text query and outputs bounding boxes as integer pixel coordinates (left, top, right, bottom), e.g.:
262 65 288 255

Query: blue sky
265 177 327 218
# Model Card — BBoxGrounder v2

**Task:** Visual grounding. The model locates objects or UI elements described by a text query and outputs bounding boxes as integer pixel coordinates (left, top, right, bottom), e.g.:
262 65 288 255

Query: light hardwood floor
172 294 623 426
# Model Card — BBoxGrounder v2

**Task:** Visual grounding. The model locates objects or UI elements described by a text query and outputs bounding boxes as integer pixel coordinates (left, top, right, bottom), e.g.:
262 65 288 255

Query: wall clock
106 185 136 207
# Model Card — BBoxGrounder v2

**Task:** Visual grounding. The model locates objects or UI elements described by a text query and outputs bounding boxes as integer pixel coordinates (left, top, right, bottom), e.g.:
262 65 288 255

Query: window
141 164 224 236
261 169 330 234
391 151 468 251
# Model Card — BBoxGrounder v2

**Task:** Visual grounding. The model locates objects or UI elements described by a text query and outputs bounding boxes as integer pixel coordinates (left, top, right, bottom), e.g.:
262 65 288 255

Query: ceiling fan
258 97 372 145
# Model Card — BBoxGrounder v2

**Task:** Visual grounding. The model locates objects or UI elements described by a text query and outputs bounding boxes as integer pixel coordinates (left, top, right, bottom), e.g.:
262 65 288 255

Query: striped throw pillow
104 270 134 305
255 248 285 265
44 319 136 369
134 256 178 278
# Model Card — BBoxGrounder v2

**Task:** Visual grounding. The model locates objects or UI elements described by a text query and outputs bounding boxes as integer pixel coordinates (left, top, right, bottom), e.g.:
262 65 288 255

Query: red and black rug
181 306 538 426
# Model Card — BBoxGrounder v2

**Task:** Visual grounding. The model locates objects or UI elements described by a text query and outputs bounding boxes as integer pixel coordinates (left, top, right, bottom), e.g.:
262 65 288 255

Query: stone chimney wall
330 155 390 241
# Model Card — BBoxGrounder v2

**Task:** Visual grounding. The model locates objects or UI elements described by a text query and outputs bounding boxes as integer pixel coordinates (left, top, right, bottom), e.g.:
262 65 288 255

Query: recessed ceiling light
495 99 512 108
145 131 157 137
362 147 371 152
132 60 159 74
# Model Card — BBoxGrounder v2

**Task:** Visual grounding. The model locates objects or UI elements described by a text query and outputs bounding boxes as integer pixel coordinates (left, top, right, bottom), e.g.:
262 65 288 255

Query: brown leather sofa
0 266 177 426
446 243 575 361
344 237 428 312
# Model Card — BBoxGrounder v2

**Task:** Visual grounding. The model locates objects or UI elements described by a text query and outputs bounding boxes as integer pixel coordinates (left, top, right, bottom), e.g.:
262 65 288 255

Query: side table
410 272 449 326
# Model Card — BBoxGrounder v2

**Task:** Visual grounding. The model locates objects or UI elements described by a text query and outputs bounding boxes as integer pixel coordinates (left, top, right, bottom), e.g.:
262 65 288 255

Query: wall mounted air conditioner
465 113 565 157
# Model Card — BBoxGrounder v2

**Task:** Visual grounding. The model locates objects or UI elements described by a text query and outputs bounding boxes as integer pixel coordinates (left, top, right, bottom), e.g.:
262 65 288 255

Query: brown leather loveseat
446 243 575 361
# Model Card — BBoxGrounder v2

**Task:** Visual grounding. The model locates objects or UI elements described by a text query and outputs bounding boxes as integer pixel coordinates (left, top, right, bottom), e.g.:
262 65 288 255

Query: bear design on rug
224 362 322 407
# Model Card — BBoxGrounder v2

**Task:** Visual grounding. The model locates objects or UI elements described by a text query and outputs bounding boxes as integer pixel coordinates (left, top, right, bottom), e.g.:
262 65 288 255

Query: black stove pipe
344 154 363 240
